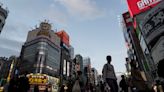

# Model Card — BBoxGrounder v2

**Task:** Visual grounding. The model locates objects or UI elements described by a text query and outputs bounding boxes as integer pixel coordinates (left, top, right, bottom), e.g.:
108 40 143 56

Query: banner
126 0 161 17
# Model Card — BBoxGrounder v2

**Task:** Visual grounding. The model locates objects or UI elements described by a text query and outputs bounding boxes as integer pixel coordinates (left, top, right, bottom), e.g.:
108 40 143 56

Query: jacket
102 63 117 80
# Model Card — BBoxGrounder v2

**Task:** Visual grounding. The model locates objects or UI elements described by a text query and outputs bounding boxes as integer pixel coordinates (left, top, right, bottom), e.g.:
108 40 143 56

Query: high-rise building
69 45 74 59
122 11 153 84
19 22 61 77
125 0 164 79
136 1 164 78
0 3 8 33
125 57 131 75
91 68 98 85
125 0 164 84
75 54 83 72
83 57 92 84
83 57 91 68
83 57 91 77
56 30 71 85
69 45 75 79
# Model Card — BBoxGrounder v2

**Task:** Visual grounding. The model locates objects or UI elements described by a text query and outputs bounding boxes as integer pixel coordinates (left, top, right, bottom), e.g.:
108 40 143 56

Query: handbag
72 80 81 92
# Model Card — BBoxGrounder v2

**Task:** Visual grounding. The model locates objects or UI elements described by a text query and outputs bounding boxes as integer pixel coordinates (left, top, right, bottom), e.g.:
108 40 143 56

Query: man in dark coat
119 75 128 92
18 72 30 92
102 55 118 92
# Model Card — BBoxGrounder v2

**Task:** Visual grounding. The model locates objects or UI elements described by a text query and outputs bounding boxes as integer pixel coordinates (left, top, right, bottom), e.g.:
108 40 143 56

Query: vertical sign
67 62 70 77
63 59 66 75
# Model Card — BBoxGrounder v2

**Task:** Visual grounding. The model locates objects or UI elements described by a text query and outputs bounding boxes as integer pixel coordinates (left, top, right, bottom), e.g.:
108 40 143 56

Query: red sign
126 0 161 17
56 30 70 47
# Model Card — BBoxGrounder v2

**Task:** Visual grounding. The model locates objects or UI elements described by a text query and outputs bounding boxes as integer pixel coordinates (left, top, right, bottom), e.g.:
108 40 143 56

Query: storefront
27 73 59 92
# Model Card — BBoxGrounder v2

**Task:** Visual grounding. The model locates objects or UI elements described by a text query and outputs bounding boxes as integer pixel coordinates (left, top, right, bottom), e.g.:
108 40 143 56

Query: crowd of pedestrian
0 54 154 92
61 71 96 92
5 55 164 92
6 73 51 92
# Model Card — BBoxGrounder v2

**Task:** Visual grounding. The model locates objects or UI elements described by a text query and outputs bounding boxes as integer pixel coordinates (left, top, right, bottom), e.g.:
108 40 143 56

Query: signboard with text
27 74 48 85
141 2 164 44
48 76 59 92
126 0 161 17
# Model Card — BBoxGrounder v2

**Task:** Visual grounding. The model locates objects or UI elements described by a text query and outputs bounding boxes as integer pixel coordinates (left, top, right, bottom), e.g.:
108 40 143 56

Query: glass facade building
20 22 61 77
0 4 8 33
20 37 60 77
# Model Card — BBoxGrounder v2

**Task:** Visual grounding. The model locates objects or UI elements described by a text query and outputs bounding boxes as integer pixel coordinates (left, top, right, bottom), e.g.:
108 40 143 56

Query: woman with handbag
72 71 84 92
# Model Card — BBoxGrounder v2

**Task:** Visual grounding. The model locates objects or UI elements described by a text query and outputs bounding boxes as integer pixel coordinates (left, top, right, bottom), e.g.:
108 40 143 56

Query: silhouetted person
8 76 19 92
77 71 84 92
34 85 39 92
157 60 164 92
89 83 94 92
130 60 146 92
60 84 65 92
119 75 128 92
85 79 90 92
100 81 104 92
67 75 73 92
44 87 48 92
102 55 118 92
18 72 30 92
157 60 164 78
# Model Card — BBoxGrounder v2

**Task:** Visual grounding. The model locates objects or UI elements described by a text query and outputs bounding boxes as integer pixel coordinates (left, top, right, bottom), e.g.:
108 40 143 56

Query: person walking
34 85 39 92
18 72 30 92
100 81 104 92
8 76 19 92
119 75 128 92
77 71 84 92
102 55 118 92
130 60 146 92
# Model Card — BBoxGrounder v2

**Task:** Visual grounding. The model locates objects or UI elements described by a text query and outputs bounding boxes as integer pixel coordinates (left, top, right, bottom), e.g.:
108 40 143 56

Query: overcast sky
0 0 128 74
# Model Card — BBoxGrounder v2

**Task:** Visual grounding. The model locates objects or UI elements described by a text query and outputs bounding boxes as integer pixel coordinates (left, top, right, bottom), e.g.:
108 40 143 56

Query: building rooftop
0 3 9 19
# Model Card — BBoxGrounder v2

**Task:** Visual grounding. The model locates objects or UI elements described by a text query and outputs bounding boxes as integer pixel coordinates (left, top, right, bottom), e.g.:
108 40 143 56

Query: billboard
27 74 48 85
141 2 164 44
126 0 161 17
56 30 70 47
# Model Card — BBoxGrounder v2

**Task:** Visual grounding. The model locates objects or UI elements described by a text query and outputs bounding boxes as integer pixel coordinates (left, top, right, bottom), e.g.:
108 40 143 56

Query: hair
106 55 111 62
121 75 125 78
77 71 82 75
130 60 137 68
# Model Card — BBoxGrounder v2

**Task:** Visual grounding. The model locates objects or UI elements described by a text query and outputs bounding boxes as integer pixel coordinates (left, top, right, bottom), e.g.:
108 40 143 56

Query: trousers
106 78 118 92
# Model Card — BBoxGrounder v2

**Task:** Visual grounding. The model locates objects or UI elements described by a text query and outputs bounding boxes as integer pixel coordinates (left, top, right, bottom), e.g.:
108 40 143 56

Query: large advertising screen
56 30 70 47
126 0 161 17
